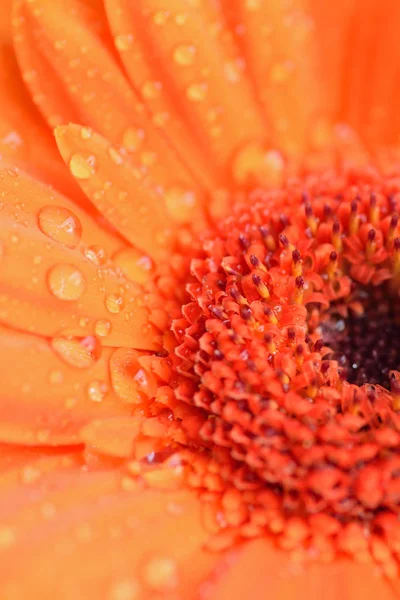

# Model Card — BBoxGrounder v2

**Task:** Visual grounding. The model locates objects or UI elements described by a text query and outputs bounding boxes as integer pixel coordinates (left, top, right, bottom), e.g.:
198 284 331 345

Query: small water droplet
49 369 64 384
142 557 178 592
122 128 145 152
21 466 41 484
173 44 196 66
80 127 93 140
83 245 107 266
109 579 140 600
114 33 134 52
51 335 101 369
0 527 15 548
108 146 124 165
231 142 284 186
47 263 86 301
186 82 207 102
113 248 153 284
141 80 162 99
165 186 197 222
69 153 97 180
95 319 113 337
105 293 125 314
87 380 108 402
38 206 82 247
153 10 169 26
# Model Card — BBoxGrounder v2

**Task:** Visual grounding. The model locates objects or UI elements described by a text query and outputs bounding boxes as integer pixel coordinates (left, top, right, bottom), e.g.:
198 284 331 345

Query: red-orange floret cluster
137 166 400 572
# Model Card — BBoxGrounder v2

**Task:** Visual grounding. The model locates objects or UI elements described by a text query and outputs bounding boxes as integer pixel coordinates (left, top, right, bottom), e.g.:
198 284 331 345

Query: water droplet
21 466 41 484
38 206 82 248
95 319 113 337
105 293 125 314
69 153 97 180
47 263 86 301
173 44 196 66
87 380 108 402
0 527 15 548
231 142 284 187
83 245 107 266
114 33 134 52
109 579 140 600
113 248 153 284
122 128 145 152
186 82 207 102
51 335 101 369
108 146 124 165
80 126 93 140
141 80 162 99
49 369 64 384
153 11 169 26
142 557 178 592
165 186 197 222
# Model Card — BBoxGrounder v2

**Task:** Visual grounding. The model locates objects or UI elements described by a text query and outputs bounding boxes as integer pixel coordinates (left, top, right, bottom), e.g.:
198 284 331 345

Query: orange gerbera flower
3 0 400 597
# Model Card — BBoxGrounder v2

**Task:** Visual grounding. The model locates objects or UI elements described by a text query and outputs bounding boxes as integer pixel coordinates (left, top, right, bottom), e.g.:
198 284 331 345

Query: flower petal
13 0 201 191
338 0 400 149
0 43 88 201
0 461 216 600
0 167 159 349
0 324 134 446
105 0 267 181
205 538 398 600
55 124 206 257
223 0 321 155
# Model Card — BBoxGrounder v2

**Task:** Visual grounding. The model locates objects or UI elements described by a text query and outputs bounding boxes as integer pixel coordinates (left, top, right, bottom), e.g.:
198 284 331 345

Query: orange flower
3 0 400 598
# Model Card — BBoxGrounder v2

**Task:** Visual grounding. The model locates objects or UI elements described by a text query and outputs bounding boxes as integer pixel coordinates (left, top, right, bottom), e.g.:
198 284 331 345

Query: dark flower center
321 287 400 388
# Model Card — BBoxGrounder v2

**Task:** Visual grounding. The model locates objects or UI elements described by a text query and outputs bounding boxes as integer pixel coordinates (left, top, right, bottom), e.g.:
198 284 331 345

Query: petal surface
0 325 133 445
0 167 159 348
13 0 201 190
0 460 216 600
55 124 206 258
105 0 267 182
204 538 399 600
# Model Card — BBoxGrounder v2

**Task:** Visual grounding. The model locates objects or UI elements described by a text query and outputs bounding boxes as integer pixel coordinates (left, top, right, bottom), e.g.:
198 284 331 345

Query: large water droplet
173 44 196 66
47 264 86 301
51 335 101 369
105 293 125 314
38 206 82 248
69 153 97 180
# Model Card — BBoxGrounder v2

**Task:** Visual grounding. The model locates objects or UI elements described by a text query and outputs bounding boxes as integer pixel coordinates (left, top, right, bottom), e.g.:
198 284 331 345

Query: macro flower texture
4 0 400 598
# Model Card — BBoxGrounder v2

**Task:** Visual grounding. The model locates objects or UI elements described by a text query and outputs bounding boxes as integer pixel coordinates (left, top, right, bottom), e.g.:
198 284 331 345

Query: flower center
148 166 400 566
320 286 400 387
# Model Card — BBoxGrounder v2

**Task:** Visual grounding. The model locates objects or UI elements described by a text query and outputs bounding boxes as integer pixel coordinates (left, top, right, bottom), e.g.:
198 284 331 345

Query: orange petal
0 43 88 202
0 0 12 43
0 167 159 349
223 0 322 155
13 0 201 191
339 0 400 150
0 325 134 445
55 124 206 257
105 0 267 181
0 463 216 600
205 538 398 600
